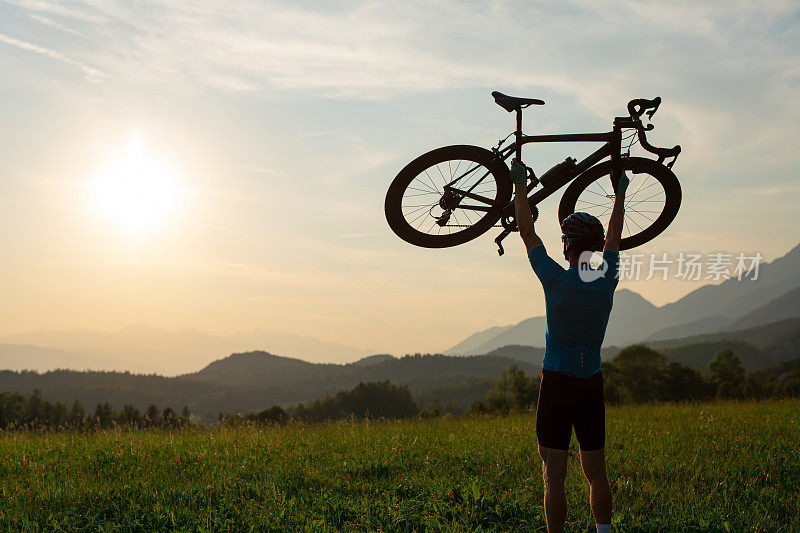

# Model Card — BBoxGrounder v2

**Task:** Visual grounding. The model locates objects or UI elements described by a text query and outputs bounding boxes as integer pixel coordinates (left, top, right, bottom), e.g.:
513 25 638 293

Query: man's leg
579 448 612 526
538 445 568 533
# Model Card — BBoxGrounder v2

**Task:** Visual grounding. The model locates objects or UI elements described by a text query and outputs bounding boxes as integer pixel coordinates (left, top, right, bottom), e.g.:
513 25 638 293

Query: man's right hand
614 171 630 196
509 159 528 186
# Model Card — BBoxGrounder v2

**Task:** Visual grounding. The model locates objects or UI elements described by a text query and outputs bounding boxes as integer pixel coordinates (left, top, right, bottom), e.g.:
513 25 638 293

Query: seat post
515 109 523 161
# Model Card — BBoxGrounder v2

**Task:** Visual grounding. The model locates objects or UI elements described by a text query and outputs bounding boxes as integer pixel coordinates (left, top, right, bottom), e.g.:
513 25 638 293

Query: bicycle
384 92 682 255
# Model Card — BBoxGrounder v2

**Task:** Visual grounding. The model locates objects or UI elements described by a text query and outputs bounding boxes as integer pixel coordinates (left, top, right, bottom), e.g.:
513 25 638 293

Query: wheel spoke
627 214 645 232
392 155 507 241
595 180 611 197
626 173 649 199
435 164 449 190
629 209 655 224
584 188 614 199
423 170 441 194
625 180 659 202
577 198 614 209
411 179 437 195
410 209 429 229
627 190 664 209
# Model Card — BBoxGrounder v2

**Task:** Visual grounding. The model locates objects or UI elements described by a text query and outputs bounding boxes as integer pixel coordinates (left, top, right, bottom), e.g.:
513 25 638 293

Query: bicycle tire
385 145 512 248
558 157 681 250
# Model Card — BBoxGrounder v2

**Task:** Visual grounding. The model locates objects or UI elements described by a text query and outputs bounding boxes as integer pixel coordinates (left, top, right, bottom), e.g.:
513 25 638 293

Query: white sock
596 525 611 533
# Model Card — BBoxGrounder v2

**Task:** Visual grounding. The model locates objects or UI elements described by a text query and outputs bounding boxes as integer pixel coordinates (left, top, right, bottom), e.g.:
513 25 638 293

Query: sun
90 132 181 236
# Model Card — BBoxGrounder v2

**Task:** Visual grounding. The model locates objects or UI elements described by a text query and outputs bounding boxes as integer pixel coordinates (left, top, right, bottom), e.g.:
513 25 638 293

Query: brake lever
666 145 681 168
645 97 661 119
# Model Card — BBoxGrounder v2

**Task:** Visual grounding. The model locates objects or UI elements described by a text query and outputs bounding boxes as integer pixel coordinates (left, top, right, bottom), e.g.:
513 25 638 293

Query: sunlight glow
90 132 181 236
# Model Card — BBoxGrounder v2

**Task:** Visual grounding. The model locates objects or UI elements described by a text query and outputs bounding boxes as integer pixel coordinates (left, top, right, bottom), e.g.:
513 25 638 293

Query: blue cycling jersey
528 244 619 378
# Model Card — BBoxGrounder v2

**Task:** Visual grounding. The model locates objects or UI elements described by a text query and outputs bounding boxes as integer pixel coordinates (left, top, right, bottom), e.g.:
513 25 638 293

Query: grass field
0 400 797 532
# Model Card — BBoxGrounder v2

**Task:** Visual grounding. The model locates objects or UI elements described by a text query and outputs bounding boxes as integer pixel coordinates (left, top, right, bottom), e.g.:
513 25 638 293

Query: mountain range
0 243 798 376
2 313 797 422
0 242 798 420
0 324 371 375
445 243 800 355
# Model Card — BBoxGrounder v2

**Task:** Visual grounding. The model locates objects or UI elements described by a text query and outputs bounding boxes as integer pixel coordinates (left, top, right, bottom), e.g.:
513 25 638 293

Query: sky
0 0 799 360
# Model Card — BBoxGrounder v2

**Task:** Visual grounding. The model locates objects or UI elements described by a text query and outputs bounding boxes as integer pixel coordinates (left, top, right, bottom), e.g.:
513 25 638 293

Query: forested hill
3 317 798 423
0 353 535 423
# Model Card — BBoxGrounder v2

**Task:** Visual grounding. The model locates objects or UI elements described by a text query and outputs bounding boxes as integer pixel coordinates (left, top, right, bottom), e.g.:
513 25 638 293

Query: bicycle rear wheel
558 157 681 250
385 145 512 248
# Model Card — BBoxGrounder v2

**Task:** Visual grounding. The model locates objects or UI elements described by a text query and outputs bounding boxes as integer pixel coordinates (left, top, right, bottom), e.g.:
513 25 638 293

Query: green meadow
0 400 797 532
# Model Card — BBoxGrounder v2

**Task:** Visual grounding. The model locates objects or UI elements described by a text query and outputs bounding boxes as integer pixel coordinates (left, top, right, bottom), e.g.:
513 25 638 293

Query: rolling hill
0 352 536 422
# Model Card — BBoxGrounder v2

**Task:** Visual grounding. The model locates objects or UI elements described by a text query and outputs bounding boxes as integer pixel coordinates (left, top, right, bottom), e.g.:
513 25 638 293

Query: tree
93 403 113 428
661 362 709 402
470 365 539 414
120 404 141 426
26 389 44 424
607 345 667 403
709 348 744 399
49 401 68 427
144 404 160 427
162 407 177 428
253 406 288 424
70 399 85 427
291 381 418 422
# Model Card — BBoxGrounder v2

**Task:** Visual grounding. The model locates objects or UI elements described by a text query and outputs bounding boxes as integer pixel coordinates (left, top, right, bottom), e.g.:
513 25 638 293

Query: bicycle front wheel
558 157 681 250
385 145 512 248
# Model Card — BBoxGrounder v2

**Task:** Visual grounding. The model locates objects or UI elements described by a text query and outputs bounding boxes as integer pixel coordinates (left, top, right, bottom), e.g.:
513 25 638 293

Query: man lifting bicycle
509 159 628 533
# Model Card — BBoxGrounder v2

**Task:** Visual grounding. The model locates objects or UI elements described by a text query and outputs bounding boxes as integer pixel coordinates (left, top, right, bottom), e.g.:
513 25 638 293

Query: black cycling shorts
536 369 605 451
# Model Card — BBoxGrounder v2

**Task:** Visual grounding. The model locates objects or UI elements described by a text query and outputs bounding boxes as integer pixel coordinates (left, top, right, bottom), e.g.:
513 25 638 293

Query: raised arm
604 171 629 252
510 160 543 253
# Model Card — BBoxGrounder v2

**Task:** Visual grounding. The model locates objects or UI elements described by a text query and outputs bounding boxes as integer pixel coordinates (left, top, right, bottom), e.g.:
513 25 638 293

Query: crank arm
495 228 511 256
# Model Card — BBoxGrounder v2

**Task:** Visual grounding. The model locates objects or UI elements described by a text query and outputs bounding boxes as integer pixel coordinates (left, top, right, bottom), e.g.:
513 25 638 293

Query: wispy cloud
5 0 106 23
29 13 86 37
4 0 798 108
0 32 102 79
737 182 800 195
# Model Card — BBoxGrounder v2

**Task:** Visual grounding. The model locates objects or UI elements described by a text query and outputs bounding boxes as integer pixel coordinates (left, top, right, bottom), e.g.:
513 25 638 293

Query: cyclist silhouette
509 159 628 533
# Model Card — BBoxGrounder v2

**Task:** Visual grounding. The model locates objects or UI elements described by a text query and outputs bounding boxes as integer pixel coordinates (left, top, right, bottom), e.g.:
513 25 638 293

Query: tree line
470 345 800 414
0 389 192 430
221 381 418 425
2 346 797 430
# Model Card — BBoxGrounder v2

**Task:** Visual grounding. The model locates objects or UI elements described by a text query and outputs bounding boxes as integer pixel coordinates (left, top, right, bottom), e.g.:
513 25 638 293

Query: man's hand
511 158 542 253
614 171 630 196
509 160 528 186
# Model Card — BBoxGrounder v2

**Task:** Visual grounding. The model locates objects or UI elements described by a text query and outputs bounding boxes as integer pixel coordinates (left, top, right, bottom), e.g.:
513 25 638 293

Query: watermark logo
577 251 609 282
618 252 762 281
576 251 763 282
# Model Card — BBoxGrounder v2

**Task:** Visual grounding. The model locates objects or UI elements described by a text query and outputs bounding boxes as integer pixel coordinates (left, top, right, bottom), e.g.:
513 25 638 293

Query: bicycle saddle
491 91 545 112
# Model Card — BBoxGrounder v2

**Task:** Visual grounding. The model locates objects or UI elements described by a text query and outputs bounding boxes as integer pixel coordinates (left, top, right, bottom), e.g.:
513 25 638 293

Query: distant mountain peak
615 289 657 308
784 242 800 258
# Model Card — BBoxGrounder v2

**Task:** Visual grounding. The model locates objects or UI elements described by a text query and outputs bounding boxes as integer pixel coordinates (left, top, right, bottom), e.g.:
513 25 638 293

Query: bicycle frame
440 111 673 255
441 125 625 216
501 130 619 207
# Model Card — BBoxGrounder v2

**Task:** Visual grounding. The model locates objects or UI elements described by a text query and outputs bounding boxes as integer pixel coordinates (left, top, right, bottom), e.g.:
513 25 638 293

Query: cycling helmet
561 212 605 252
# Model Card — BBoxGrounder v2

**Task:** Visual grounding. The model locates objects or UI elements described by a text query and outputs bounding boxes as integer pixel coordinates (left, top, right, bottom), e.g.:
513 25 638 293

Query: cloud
736 183 800 195
5 0 106 23
29 14 86 37
0 32 103 79
4 0 798 108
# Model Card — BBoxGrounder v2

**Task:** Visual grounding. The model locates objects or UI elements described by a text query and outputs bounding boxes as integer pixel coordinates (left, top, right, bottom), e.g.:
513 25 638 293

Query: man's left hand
509 159 528 186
